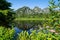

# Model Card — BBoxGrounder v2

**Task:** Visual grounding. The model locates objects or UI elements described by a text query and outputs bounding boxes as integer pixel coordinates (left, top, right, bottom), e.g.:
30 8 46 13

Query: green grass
15 18 45 20
15 18 59 21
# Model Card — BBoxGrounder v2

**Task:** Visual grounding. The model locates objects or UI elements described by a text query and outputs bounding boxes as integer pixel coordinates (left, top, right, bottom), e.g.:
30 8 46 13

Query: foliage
0 0 11 10
0 0 15 27
17 30 60 40
17 31 30 40
0 26 15 40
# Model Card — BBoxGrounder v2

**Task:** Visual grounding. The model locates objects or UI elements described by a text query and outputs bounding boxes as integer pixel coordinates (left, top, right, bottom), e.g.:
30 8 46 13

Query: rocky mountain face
16 6 34 14
16 6 50 17
16 6 35 17
33 6 43 13
43 8 50 13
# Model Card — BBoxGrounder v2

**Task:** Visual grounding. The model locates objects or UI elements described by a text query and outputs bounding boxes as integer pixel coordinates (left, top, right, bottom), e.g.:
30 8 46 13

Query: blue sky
7 0 50 10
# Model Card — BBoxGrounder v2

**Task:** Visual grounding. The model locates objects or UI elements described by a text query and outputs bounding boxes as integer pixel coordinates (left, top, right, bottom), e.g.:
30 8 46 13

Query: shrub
0 26 15 40
17 31 30 40
17 30 60 40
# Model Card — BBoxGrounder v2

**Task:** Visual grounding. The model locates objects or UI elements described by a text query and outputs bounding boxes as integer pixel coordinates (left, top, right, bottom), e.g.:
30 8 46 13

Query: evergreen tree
0 0 11 10
0 0 15 28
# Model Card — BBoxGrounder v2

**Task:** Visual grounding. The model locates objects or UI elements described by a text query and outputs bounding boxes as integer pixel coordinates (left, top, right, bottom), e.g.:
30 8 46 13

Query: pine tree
0 0 15 28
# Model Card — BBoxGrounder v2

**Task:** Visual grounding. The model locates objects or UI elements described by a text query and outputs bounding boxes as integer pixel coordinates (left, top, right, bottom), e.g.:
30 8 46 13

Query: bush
0 26 15 40
17 31 30 40
17 30 60 40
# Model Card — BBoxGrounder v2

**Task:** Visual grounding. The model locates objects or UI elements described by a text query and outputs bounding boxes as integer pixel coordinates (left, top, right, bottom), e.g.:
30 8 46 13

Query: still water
13 27 33 40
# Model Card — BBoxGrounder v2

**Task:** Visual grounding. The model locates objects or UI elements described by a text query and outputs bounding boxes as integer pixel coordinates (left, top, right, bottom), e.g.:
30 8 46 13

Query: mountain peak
16 6 50 17
33 6 43 13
